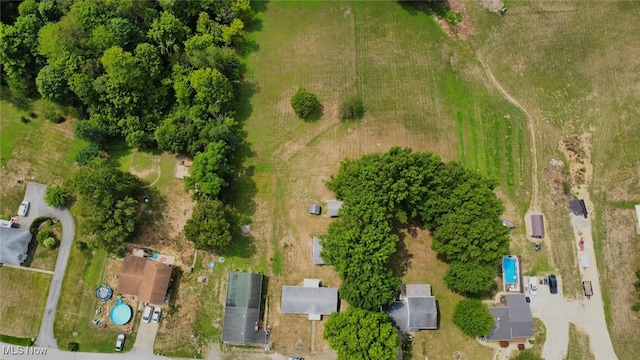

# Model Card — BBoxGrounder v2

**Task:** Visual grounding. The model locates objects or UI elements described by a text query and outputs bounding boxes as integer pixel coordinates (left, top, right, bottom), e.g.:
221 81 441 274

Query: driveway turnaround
20 182 75 348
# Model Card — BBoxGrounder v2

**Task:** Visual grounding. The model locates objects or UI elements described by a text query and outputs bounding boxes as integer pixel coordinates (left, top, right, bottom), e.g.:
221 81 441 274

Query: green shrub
67 342 79 351
632 303 640 312
20 116 30 124
29 111 38 118
339 95 364 120
453 299 495 337
445 10 462 26
291 88 321 120
43 237 57 250
45 110 65 124
29 216 52 234
36 230 53 244
74 144 102 165
45 185 70 208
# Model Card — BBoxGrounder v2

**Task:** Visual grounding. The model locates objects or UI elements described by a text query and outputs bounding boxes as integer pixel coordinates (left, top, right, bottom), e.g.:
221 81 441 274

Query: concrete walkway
20 182 76 348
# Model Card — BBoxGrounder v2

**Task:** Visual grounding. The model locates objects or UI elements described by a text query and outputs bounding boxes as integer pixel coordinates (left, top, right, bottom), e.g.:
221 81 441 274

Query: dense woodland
1 0 254 251
322 147 509 357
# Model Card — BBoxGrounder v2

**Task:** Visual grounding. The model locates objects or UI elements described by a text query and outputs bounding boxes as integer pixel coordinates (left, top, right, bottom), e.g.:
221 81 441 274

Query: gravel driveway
528 211 617 360
18 182 76 348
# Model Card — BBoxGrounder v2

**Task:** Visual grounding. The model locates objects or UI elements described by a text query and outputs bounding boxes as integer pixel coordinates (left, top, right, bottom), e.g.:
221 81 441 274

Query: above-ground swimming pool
502 256 521 292
110 303 132 325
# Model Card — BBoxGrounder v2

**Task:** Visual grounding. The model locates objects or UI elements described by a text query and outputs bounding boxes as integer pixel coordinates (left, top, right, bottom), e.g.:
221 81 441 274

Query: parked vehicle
18 201 30 216
548 274 558 294
152 307 162 323
582 281 593 299
115 334 125 351
528 276 538 295
142 305 153 323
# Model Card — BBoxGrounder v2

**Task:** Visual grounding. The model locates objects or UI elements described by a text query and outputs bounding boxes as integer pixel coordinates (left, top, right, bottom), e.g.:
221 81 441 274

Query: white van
528 276 538 295
142 305 153 323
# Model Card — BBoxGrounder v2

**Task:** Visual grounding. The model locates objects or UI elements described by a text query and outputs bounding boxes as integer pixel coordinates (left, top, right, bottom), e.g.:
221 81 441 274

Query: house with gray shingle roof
485 293 533 342
281 279 338 320
0 227 31 266
385 284 438 331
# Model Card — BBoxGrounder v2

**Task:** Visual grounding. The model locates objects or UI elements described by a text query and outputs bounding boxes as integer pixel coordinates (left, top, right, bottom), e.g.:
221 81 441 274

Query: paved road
0 341 172 360
19 183 75 348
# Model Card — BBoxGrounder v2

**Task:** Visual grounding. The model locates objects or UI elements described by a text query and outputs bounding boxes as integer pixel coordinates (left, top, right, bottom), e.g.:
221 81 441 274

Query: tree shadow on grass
389 231 414 279
398 0 451 18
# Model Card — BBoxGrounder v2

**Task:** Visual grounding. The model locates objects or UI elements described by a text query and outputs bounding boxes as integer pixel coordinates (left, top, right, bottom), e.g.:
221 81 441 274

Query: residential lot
0 267 51 338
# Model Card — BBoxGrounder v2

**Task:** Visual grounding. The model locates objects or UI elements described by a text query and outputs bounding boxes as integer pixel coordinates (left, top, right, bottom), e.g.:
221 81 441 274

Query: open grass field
469 1 640 358
0 266 51 338
0 99 87 216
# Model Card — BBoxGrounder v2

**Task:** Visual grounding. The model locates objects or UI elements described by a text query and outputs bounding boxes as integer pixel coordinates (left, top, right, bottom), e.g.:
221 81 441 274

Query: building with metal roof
281 279 338 320
385 284 437 331
485 294 533 342
308 204 321 215
312 236 325 265
326 201 343 217
530 215 544 238
222 271 267 346
0 227 31 266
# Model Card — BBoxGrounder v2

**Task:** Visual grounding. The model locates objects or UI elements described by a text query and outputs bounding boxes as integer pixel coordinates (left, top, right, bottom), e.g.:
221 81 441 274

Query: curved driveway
20 182 75 348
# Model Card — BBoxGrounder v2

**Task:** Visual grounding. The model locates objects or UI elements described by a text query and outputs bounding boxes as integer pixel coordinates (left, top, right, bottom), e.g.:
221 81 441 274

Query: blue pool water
110 304 132 325
503 257 518 284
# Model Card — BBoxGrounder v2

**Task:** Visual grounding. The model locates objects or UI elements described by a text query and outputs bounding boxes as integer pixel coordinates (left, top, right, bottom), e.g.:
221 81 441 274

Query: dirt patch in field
557 133 592 190
544 157 571 205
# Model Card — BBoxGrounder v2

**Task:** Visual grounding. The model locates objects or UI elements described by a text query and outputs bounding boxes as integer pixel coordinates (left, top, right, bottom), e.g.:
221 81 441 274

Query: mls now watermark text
2 346 48 356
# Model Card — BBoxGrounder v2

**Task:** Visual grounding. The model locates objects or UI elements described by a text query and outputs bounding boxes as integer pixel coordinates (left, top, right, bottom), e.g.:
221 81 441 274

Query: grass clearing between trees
0 266 51 338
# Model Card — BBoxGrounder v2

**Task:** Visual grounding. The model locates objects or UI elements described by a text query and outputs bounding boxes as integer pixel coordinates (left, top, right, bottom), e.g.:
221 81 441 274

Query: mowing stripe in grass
456 112 466 166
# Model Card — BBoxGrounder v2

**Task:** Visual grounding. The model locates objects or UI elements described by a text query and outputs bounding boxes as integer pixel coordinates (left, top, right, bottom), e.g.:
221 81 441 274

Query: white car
18 201 30 216
115 334 125 351
152 307 162 323
529 276 539 295
142 305 153 323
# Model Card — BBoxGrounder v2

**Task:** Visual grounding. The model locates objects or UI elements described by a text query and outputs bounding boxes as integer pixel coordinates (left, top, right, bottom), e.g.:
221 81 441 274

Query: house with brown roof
117 256 173 305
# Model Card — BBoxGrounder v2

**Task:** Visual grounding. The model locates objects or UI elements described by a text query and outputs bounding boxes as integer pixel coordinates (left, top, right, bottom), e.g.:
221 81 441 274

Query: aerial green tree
339 95 364 120
444 262 496 295
339 264 400 311
65 159 140 251
452 299 495 337
183 199 233 252
184 141 233 199
147 11 190 55
45 185 70 208
291 88 321 120
324 307 399 360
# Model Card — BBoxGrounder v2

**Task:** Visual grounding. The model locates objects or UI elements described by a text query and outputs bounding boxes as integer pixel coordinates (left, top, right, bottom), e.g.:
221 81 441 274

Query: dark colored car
548 274 558 294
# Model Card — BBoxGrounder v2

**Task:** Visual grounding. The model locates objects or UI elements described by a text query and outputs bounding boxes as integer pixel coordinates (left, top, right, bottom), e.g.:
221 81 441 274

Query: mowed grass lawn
241 1 530 359
0 99 87 216
0 267 51 338
471 2 640 358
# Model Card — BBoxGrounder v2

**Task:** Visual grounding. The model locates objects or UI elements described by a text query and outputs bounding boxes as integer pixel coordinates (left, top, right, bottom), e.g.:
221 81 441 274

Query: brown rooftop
118 256 172 305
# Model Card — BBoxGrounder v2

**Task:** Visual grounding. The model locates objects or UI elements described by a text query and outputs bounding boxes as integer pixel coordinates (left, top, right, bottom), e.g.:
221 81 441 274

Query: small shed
308 204 321 215
327 201 343 217
530 215 544 238
312 236 325 265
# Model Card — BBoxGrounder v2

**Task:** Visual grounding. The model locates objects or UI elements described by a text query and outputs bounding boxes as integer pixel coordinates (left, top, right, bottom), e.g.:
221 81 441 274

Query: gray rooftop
308 204 321 215
222 271 267 345
486 294 534 341
385 284 438 331
327 201 343 217
312 236 325 265
0 227 31 266
281 286 338 315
